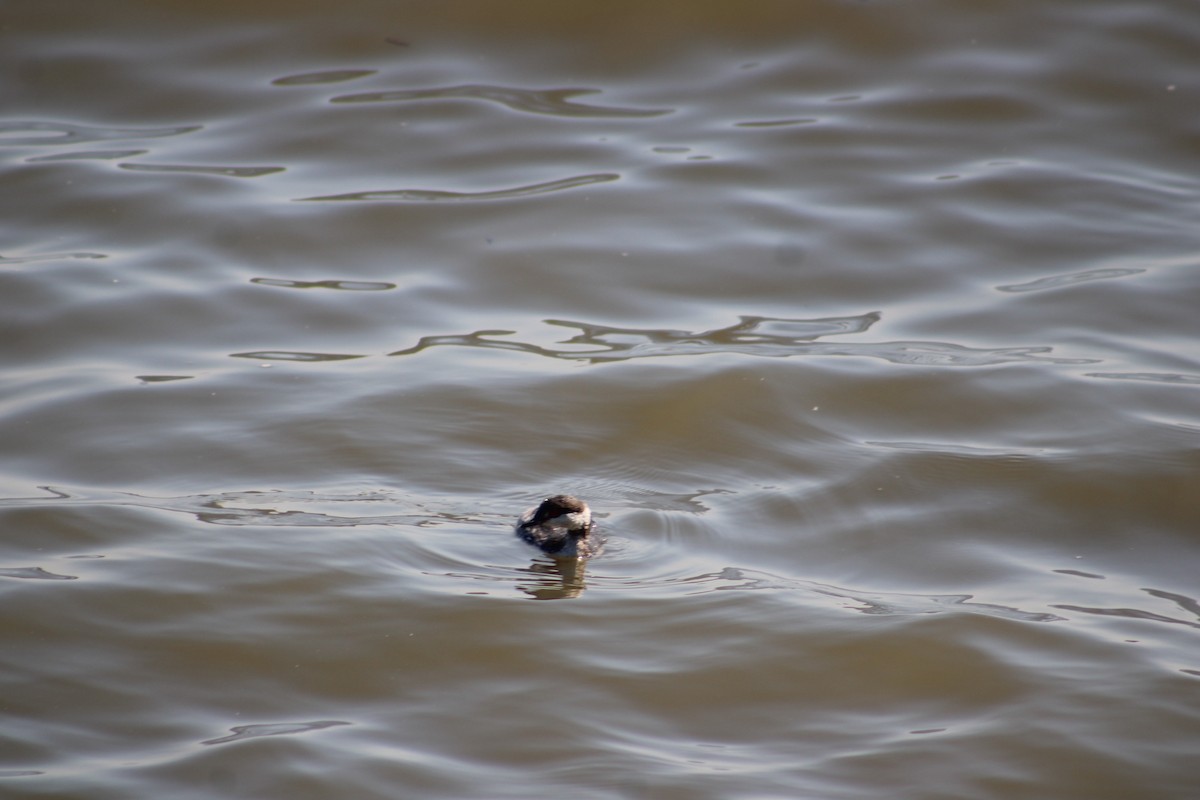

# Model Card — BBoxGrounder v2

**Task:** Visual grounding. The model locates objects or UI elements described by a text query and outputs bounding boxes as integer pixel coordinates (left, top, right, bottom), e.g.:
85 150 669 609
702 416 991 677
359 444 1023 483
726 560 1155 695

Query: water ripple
117 163 284 178
866 440 1052 457
272 69 377 86
389 314 1097 367
593 567 1062 622
0 120 201 146
27 149 147 162
0 566 77 581
202 720 350 746
250 277 396 291
230 351 366 362
734 118 820 128
997 267 1146 293
0 487 481 529
330 84 671 118
0 251 107 264
299 172 618 202
1086 371 1200 386
1054 588 1200 630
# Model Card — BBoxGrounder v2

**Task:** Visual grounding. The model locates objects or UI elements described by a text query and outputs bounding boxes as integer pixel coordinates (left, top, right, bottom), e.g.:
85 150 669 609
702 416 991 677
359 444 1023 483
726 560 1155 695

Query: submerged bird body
515 494 603 558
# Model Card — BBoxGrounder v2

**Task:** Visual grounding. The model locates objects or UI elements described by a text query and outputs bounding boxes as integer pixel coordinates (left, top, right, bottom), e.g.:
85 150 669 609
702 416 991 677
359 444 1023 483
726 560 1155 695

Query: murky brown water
3 1 1199 798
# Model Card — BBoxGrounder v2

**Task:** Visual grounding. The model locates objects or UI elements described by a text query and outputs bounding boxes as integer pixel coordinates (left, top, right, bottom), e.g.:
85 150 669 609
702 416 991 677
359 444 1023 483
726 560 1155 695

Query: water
2 1 1198 797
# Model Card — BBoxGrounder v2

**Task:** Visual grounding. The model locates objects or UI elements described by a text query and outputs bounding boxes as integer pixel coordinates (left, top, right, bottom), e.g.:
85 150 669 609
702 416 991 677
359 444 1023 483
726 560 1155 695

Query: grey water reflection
691 567 1064 623
272 69 377 86
0 251 107 263
330 84 672 118
0 566 78 581
0 120 202 147
202 720 350 746
229 350 367 362
117 163 284 178
28 149 147 162
1084 371 1200 386
1054 588 1200 630
250 277 396 291
0 486 466 529
517 557 589 600
300 172 619 203
997 267 1146 293
389 314 1098 367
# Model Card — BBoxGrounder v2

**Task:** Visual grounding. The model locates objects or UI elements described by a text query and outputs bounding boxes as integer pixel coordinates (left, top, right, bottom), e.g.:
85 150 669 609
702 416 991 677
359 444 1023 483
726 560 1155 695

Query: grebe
515 495 603 558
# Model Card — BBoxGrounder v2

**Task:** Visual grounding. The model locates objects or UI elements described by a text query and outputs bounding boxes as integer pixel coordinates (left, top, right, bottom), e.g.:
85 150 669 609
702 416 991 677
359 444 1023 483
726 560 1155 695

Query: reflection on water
249 277 397 291
202 720 350 746
272 69 378 86
997 267 1146 293
0 120 202 146
711 569 1066 623
28 149 148 162
230 350 367 362
517 557 589 600
390 314 1098 366
117 163 285 178
330 84 672 118
0 251 107 263
0 486 445 528
300 172 619 202
1084 371 1200 386
1055 589 1200 631
0 566 78 581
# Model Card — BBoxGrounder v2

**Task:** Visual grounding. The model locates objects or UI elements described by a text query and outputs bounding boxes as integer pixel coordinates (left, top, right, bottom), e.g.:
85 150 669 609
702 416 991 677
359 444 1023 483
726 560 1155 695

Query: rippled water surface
3 1 1199 798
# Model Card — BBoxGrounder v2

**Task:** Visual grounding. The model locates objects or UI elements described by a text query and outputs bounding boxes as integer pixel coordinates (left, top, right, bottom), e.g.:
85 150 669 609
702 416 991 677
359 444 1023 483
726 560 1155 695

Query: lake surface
2 1 1198 798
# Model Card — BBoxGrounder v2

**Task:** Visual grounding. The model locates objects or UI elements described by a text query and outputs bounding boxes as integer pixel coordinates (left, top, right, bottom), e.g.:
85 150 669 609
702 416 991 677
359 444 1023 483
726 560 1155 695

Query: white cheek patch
564 510 591 529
